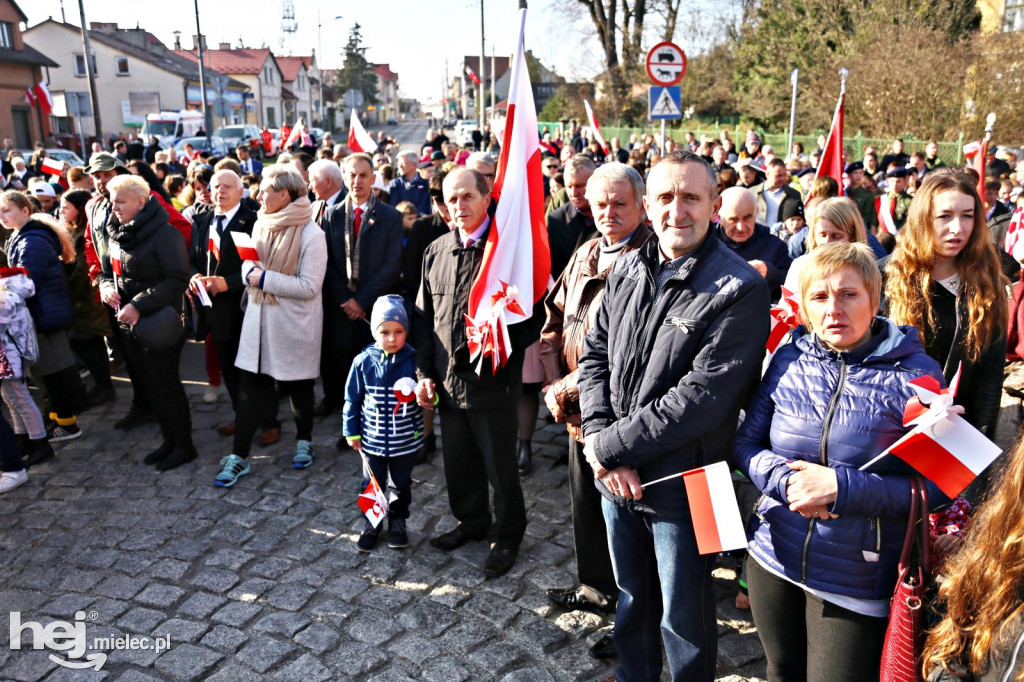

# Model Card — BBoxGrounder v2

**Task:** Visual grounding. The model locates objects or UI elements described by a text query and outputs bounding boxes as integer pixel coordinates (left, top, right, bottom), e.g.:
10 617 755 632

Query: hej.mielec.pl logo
10 610 171 670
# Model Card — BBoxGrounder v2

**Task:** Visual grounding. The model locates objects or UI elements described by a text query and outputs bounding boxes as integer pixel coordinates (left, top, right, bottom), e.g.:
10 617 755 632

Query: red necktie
354 207 363 241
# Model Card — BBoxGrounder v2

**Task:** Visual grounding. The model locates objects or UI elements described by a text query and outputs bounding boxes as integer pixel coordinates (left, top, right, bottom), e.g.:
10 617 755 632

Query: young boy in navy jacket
344 295 424 552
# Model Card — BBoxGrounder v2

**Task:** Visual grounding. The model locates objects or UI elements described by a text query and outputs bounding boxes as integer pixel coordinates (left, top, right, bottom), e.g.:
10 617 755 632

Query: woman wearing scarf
215 165 327 487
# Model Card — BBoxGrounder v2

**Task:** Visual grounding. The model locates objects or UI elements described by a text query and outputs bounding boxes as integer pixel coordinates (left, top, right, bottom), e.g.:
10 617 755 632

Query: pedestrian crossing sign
649 86 682 120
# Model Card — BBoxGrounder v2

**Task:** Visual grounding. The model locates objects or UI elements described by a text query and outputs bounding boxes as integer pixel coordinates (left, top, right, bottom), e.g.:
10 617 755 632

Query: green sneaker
293 440 314 469
214 454 250 487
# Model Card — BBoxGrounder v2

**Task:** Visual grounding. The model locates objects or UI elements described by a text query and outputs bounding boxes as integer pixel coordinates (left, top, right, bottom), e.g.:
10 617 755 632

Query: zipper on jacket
863 517 881 563
801 352 847 583
618 266 657 413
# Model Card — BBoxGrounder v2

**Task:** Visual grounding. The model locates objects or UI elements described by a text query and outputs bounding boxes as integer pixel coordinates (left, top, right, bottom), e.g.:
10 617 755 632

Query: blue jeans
602 498 717 682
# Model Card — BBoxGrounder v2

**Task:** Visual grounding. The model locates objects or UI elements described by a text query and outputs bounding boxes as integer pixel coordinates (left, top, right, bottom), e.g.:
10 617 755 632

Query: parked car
16 148 85 168
173 136 228 158
387 116 398 126
213 125 264 159
454 120 478 147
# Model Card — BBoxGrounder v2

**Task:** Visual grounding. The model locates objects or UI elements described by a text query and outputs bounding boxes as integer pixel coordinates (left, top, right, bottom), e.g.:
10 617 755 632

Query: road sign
645 41 687 86
649 86 682 120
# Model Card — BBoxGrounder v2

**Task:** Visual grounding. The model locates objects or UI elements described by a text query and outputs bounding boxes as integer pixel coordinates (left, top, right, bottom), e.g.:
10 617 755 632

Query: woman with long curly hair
922 436 1024 681
884 170 1007 448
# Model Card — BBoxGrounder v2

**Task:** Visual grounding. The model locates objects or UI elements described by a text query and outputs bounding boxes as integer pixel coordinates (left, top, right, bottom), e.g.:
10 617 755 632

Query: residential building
450 55 511 121
276 55 319 128
371 63 398 125
0 0 57 148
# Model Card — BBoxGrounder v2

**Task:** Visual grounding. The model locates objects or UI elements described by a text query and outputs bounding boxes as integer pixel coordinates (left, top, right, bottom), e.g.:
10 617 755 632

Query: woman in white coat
215 165 327 487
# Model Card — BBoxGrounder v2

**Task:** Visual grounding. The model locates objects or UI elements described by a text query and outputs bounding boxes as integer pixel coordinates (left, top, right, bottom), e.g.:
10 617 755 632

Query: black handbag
132 305 186 351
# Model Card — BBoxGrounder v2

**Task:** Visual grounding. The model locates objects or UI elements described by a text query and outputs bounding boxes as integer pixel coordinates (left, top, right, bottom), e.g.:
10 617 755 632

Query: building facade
0 0 56 148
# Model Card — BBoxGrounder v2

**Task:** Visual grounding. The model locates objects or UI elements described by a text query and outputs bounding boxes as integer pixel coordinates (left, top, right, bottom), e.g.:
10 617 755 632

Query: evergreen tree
336 23 379 108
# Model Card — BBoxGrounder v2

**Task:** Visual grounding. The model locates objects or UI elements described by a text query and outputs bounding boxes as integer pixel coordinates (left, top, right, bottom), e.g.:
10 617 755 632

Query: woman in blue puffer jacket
734 242 946 682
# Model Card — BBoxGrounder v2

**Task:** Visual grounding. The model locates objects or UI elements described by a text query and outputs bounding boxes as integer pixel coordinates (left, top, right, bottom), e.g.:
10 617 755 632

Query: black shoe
387 519 409 549
314 400 336 418
23 438 54 468
588 633 616 660
114 405 154 431
142 441 174 465
429 524 488 551
546 586 616 614
16 433 31 458
155 447 198 471
517 442 532 477
483 546 518 578
357 521 381 553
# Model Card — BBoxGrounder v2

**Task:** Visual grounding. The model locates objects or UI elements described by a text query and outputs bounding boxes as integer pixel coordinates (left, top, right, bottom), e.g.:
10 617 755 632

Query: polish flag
109 242 122 276
583 100 609 155
208 234 221 263
347 110 377 154
876 195 898 235
357 472 388 528
33 81 53 116
683 461 748 555
1004 205 1024 255
465 63 482 86
766 287 801 354
815 89 844 186
283 118 304 151
24 88 36 107
465 7 550 372
231 231 259 262
40 157 63 176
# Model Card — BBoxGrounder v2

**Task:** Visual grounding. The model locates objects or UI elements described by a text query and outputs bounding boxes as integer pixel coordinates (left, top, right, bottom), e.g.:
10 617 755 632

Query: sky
21 0 618 102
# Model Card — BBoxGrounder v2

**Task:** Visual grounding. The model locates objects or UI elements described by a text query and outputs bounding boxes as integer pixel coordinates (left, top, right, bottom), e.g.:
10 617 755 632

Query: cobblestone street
0 347 767 681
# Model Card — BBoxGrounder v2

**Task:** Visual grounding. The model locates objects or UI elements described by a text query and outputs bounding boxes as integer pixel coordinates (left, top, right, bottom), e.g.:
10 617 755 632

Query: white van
140 111 206 148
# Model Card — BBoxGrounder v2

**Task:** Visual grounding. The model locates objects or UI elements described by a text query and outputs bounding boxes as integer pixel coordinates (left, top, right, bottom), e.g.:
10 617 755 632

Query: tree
335 23 379 108
571 0 650 109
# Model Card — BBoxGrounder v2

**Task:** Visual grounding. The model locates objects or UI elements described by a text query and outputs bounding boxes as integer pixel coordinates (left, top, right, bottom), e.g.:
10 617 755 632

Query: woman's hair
718 168 739 191
395 201 416 217
127 160 171 202
884 169 1007 363
188 164 214 188
808 176 840 201
262 165 307 201
799 242 882 313
0 191 75 262
922 438 1024 682
806 197 867 252
61 189 91 232
153 162 170 180
164 174 186 198
106 175 151 202
29 149 48 167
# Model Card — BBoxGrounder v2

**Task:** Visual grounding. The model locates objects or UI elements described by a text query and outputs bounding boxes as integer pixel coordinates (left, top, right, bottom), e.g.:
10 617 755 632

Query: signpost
645 41 686 151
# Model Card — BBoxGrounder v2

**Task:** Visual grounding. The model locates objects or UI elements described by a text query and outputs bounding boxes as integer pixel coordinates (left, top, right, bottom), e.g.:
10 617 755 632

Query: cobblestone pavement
0 348 767 681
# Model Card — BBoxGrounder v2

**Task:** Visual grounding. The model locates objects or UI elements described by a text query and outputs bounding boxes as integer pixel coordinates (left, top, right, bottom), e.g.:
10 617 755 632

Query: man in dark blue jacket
387 151 431 216
717 186 792 299
578 151 770 682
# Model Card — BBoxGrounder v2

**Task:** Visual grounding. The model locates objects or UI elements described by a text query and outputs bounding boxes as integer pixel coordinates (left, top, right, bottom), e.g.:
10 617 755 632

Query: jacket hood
793 317 923 364
110 196 169 248
0 267 36 299
14 219 62 252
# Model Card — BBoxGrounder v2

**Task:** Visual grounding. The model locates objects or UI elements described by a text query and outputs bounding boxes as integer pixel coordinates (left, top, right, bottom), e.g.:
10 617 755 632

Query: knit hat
370 294 409 335
780 200 805 222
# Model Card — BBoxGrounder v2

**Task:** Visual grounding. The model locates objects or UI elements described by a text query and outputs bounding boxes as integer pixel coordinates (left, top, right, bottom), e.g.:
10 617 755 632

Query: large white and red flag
465 7 550 373
347 110 377 154
815 88 845 187
583 100 609 155
465 63 482 86
860 365 1002 498
33 81 53 116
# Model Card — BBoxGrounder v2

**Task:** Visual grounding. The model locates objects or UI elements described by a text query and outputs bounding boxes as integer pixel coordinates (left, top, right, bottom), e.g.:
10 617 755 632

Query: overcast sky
21 0 620 102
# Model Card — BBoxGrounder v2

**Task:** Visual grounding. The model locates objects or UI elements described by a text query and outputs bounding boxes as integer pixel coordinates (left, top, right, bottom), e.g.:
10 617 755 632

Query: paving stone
294 622 340 654
357 584 416 611
117 607 167 633
147 558 191 581
41 593 94 616
248 556 294 579
421 656 472 682
153 643 224 681
177 592 227 619
467 590 523 628
265 581 316 610
153 617 209 644
365 667 417 682
466 639 528 675
252 610 311 637
500 668 556 682
436 618 499 655
160 538 211 561
718 632 770 672
397 598 459 638
112 671 163 682
211 601 263 627
200 623 249 654
323 574 370 600
59 570 105 593
134 583 186 609
274 652 332 681
202 661 265 682
308 598 356 627
189 568 240 593
512 612 570 654
227 577 276 602
389 634 443 666
325 642 389 676
346 608 405 646
205 548 253 571
235 634 296 673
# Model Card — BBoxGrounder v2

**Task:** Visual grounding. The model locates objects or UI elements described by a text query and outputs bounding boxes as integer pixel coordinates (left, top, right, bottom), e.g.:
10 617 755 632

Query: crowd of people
1 119 1023 682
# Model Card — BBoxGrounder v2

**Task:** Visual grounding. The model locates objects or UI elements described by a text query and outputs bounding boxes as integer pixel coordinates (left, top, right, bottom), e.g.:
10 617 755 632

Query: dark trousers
212 331 279 430
438 404 526 549
363 453 415 520
118 327 192 450
568 436 617 598
320 347 357 409
747 557 887 682
107 307 150 411
233 370 314 458
0 410 22 472
70 335 113 391
39 365 85 419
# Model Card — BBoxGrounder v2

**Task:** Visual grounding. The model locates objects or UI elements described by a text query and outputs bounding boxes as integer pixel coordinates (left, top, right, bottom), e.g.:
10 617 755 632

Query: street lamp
317 12 343 130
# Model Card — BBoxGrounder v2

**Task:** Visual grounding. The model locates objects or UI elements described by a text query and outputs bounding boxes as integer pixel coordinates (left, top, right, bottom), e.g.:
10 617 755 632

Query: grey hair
466 151 497 169
211 169 242 188
397 150 418 164
656 150 719 199
308 159 342 186
262 165 307 201
106 175 151 201
565 154 597 176
584 162 645 207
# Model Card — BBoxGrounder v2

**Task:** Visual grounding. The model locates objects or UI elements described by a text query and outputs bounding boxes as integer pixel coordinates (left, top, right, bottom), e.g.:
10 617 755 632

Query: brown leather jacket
540 226 652 441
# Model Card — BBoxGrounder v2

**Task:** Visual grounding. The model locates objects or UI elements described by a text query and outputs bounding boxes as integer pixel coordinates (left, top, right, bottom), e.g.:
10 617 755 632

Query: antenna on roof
279 0 297 55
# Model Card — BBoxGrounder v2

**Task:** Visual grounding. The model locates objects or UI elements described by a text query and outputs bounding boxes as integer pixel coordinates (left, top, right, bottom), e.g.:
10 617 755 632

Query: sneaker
357 521 381 552
48 424 83 443
203 384 221 404
387 519 409 549
293 440 314 469
23 439 54 468
214 454 250 488
0 470 28 493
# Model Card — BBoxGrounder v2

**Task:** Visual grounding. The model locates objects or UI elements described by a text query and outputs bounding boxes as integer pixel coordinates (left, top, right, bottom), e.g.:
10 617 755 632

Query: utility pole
479 0 485 130
194 0 212 148
76 0 102 144
490 44 495 132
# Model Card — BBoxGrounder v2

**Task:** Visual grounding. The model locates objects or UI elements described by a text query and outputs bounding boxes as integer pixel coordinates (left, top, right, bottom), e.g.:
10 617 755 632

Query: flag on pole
347 110 377 154
465 7 550 373
32 81 52 116
465 63 482 86
583 100 609 155
283 117 304 151
357 472 388 528
24 87 36 108
231 231 260 262
815 90 844 185
766 287 801 354
40 157 63 176
683 461 748 555
971 138 987 201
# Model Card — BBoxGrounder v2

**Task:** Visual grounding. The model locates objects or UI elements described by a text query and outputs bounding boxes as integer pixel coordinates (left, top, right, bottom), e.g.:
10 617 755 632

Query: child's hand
933 533 962 562
347 437 362 451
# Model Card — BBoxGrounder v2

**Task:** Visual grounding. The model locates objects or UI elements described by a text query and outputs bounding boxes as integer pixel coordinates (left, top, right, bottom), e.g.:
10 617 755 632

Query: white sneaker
203 384 220 404
0 470 28 493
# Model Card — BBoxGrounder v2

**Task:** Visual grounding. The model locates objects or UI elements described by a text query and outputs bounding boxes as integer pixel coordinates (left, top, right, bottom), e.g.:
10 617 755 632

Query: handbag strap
914 474 932 576
899 475 921 567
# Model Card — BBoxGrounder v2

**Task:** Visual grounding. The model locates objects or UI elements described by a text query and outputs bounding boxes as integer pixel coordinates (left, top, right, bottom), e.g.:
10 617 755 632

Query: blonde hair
884 169 1007 363
806 197 867 252
106 175 151 201
799 242 882 314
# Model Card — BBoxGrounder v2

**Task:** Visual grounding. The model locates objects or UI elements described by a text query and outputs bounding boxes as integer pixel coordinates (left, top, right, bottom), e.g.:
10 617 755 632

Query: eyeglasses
544 164 558 170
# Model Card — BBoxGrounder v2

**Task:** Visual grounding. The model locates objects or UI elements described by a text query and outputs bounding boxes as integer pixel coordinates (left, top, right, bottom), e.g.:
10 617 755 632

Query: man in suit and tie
308 160 347 227
235 145 263 177
188 170 278 445
318 153 404 422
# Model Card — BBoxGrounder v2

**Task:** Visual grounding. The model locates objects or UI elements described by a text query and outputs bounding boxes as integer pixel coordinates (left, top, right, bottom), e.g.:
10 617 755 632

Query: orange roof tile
172 47 275 75
276 56 308 82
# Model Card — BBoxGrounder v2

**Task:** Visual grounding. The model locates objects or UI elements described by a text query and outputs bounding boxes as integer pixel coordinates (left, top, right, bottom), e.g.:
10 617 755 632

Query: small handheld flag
39 157 63 176
766 287 802 354
231 231 259 262
358 472 388 528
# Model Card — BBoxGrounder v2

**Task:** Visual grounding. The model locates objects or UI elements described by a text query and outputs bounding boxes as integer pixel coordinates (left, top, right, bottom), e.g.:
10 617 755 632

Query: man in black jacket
578 151 770 681
414 167 544 579
546 155 599 280
717 186 792 299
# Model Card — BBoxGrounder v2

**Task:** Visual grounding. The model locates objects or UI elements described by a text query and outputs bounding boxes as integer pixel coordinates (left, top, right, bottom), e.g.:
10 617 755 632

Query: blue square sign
649 86 682 120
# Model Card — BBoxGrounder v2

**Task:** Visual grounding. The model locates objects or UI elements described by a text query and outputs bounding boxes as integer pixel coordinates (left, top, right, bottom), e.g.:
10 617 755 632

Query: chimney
219 42 231 50
90 22 118 34
173 31 182 50
192 34 206 51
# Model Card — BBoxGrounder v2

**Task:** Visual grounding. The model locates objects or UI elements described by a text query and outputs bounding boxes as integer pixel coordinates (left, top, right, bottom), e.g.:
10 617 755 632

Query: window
74 52 97 77
266 106 276 127
0 22 12 48
1005 0 1024 31
115 57 130 76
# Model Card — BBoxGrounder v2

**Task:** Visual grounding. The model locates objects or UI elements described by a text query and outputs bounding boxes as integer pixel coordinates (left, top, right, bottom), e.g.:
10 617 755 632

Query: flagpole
640 471 683 489
787 69 798 162
479 0 486 133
